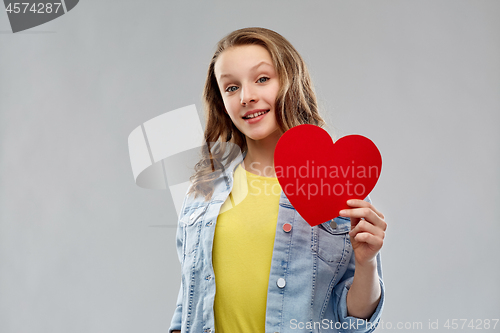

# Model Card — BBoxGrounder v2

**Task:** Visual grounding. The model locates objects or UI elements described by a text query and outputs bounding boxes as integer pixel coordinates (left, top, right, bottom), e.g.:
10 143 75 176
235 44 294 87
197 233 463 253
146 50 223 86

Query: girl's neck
242 129 282 178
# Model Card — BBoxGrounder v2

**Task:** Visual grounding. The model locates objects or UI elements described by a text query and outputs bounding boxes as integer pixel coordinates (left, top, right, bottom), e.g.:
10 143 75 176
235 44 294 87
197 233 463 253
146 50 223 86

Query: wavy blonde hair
188 27 327 200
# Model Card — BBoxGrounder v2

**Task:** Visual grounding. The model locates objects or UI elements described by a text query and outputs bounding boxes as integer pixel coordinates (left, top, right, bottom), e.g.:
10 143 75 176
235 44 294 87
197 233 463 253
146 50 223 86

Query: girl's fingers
349 219 385 239
346 199 385 220
340 207 387 231
352 232 384 248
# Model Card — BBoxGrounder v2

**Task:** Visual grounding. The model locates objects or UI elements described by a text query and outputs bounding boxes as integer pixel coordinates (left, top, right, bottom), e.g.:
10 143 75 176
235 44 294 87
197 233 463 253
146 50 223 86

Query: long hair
188 27 327 200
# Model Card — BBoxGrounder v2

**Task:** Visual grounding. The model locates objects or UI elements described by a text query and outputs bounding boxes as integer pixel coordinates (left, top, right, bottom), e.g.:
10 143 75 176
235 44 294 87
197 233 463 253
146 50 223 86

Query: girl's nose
240 85 258 105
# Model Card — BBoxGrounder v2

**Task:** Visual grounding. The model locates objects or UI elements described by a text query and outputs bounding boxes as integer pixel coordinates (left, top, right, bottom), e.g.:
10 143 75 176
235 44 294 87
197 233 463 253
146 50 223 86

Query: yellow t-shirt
212 163 282 333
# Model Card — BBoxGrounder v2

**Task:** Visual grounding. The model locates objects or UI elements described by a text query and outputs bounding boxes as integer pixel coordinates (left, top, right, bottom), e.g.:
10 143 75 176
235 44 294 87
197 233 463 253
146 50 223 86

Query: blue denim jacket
169 151 385 333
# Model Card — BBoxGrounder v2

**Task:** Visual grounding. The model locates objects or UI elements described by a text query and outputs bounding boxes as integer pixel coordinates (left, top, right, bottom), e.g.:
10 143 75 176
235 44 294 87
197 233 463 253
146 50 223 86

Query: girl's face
214 44 281 143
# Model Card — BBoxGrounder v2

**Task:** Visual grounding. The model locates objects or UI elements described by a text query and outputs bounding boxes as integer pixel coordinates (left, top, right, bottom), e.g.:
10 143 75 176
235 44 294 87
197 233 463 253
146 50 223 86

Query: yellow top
212 163 282 332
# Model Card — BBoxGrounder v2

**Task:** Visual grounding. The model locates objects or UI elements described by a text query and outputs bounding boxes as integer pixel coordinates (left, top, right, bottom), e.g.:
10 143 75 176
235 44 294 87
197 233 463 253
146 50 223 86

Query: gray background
1 0 499 332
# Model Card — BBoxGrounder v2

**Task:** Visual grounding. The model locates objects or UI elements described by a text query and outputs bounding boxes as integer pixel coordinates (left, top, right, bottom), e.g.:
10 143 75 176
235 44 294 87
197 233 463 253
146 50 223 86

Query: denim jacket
169 151 385 333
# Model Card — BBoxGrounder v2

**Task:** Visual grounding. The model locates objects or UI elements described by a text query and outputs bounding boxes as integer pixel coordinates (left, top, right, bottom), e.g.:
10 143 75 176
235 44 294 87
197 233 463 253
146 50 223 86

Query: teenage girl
170 27 387 333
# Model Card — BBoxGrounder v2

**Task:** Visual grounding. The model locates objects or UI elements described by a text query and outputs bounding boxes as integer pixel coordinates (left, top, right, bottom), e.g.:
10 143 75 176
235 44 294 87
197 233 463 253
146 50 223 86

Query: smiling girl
170 27 387 333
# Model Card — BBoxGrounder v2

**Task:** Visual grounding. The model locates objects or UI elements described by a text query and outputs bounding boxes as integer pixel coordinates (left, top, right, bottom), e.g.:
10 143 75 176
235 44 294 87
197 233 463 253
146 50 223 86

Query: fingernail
347 200 353 204
339 210 347 216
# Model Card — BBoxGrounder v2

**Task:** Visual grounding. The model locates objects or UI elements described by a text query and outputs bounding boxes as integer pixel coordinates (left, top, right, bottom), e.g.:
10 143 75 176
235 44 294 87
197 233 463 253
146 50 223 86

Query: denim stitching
319 233 349 320
309 225 318 333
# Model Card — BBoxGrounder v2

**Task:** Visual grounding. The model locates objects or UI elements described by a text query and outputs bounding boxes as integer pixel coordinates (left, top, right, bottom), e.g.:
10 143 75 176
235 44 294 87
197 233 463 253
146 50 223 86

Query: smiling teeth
245 110 269 119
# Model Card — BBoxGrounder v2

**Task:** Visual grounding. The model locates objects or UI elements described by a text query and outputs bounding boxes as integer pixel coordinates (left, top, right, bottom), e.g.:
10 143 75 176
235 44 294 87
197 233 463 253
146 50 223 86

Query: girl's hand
339 199 387 266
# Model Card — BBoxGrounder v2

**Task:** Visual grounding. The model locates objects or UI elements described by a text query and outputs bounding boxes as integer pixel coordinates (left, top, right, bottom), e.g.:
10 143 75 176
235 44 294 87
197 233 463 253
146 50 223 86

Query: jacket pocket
180 204 208 256
316 217 350 264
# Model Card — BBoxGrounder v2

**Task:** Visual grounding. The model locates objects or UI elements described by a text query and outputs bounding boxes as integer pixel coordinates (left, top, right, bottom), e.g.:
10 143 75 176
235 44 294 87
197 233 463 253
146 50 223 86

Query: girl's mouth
243 110 270 123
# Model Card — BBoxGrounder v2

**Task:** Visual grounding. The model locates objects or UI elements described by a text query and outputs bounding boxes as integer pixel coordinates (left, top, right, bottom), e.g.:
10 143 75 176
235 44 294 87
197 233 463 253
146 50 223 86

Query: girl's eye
257 77 270 83
226 86 238 93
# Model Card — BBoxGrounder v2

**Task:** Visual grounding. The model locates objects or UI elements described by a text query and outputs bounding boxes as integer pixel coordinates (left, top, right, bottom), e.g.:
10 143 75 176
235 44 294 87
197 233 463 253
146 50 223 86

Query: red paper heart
274 124 382 226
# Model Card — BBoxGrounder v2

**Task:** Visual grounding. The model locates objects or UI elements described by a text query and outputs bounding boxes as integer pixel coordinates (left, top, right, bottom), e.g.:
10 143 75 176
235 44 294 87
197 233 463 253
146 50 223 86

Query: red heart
274 124 382 226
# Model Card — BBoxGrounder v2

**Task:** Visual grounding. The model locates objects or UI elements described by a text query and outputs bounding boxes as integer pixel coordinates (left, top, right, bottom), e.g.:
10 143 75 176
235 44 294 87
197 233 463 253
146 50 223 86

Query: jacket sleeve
168 190 191 333
168 280 183 332
332 195 385 333
168 220 184 332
